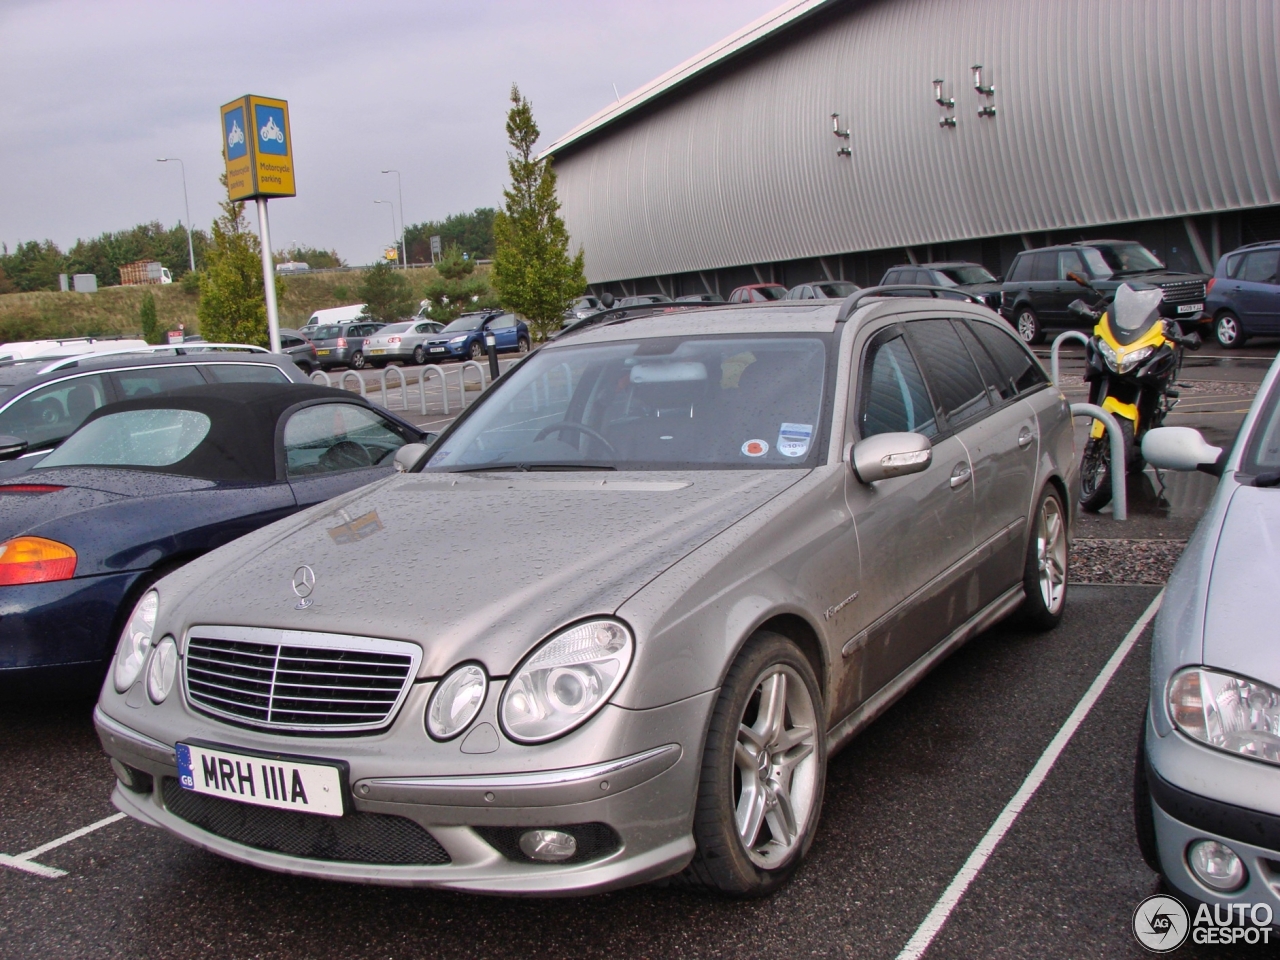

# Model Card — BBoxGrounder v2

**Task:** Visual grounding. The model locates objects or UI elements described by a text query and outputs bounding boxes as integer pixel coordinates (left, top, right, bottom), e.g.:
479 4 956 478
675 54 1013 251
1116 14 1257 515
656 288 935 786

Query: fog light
519 829 577 862
1188 839 1246 892
110 758 153 794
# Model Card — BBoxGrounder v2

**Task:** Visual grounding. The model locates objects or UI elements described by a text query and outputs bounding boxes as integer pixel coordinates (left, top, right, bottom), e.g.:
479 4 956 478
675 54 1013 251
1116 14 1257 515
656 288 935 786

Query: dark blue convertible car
0 382 428 694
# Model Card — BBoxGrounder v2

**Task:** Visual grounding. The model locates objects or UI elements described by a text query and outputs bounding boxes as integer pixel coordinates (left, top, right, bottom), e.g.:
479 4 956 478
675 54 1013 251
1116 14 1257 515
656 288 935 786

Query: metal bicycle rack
339 370 367 397
458 361 488 408
1051 331 1127 521
415 364 449 415
380 365 407 409
309 371 331 386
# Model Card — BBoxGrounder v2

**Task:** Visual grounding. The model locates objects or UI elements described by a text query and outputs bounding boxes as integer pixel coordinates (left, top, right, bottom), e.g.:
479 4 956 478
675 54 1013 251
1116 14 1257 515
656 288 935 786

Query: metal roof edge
541 0 843 160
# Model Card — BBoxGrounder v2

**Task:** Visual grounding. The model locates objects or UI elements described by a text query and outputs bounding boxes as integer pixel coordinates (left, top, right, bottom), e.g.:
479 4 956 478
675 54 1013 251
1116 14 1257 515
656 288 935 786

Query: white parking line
0 812 126 879
895 591 1164 960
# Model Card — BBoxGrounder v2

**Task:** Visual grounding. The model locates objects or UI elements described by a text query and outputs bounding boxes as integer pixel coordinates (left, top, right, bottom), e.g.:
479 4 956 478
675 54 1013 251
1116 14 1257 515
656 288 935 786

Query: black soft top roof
72 382 370 483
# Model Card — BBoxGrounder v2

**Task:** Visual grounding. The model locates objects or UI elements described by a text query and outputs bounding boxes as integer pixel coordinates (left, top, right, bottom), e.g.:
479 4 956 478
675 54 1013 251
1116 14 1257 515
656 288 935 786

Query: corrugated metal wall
551 0 1280 284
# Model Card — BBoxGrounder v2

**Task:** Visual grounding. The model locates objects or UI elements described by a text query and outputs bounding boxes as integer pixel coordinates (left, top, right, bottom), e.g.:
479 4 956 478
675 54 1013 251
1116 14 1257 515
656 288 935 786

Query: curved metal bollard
458 361 488 407
1051 330 1090 389
380 365 407 409
310 370 332 386
416 364 448 415
339 370 367 397
1070 402 1127 521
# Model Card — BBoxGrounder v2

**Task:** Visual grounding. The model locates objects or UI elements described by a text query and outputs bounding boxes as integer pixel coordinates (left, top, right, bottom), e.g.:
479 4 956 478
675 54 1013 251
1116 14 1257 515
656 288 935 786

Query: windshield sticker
328 510 383 545
742 439 769 457
777 423 813 458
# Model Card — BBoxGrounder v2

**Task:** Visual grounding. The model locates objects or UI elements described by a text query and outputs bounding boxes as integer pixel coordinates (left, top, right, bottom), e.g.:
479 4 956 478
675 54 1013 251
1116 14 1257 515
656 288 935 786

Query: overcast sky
0 0 776 264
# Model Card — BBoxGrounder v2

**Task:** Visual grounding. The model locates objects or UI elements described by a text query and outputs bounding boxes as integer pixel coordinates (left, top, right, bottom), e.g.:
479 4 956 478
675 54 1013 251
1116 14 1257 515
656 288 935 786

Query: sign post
220 95 296 354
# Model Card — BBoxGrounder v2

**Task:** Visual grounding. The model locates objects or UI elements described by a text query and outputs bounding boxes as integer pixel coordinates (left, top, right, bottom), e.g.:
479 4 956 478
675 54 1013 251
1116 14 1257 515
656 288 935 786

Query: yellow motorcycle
1068 278 1201 511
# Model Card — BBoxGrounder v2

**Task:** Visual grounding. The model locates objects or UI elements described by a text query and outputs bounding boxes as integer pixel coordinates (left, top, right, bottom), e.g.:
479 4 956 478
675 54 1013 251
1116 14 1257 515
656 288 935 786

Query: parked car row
297 310 532 370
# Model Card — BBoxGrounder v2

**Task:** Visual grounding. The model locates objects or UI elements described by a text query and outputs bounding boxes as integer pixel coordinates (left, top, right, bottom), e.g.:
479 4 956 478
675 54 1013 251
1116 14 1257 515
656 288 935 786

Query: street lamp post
381 169 407 267
374 200 398 261
156 158 196 273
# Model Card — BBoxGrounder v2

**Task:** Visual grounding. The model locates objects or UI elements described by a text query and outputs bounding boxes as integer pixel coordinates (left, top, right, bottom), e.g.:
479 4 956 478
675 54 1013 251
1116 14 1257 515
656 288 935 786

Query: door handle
949 463 972 488
1017 427 1034 449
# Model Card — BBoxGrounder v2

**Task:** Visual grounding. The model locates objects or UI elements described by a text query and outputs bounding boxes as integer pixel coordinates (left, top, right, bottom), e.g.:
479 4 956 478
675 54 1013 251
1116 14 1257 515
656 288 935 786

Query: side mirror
599 292 615 308
0 435 29 461
1068 299 1096 320
851 432 932 484
1066 272 1091 287
1141 427 1224 476
393 442 431 473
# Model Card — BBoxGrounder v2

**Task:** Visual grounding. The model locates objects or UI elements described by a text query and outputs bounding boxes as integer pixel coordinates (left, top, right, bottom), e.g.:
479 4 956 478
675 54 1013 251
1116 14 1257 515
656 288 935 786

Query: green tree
435 245 475 280
66 221 208 286
274 245 345 269
357 261 416 322
197 193 278 347
492 85 586 341
0 263 15 295
138 291 164 344
404 208 496 263
0 240 67 292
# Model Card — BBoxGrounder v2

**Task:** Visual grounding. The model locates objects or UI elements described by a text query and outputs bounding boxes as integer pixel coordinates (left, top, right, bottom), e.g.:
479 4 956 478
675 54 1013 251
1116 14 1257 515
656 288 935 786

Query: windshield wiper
449 462 616 473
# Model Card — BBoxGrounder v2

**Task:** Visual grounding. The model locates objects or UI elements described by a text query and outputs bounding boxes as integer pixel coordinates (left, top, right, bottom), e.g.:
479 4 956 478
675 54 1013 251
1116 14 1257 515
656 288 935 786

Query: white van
302 304 367 330
0 337 149 362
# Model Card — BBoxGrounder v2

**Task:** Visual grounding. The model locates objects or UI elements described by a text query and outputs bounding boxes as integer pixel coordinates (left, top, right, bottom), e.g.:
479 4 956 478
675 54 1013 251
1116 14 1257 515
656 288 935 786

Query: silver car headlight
500 619 634 743
426 663 488 740
113 590 158 693
1169 667 1280 766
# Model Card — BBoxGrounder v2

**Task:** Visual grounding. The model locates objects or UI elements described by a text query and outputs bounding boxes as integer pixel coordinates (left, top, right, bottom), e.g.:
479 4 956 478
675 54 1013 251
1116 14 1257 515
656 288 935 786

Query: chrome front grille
184 627 421 733
1157 279 1207 304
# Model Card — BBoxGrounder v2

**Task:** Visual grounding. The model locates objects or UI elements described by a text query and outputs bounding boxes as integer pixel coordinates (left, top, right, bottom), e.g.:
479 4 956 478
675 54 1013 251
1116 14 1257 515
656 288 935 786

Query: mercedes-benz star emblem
292 565 315 609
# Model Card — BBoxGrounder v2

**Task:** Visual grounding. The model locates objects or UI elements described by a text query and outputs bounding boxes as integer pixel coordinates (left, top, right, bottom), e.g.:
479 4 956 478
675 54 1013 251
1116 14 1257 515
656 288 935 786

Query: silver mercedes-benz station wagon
96 293 1076 896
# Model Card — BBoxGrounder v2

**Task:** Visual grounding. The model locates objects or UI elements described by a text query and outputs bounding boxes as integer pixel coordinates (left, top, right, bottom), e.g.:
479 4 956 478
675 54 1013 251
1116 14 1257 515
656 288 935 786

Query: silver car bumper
95 689 712 895
1146 715 1280 913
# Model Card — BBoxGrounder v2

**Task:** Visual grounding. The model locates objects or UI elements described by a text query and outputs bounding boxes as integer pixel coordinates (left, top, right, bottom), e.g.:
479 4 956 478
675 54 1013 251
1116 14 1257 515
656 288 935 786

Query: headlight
146 636 177 703
1116 345 1153 374
449 336 468 344
1169 667 1280 766
113 590 158 692
426 663 487 740
1096 339 1120 371
500 620 633 743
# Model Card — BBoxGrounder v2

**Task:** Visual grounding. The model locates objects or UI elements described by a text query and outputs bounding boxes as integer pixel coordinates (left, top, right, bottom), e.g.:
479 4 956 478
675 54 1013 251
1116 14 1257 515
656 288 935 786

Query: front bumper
95 686 713 894
1147 719 1280 912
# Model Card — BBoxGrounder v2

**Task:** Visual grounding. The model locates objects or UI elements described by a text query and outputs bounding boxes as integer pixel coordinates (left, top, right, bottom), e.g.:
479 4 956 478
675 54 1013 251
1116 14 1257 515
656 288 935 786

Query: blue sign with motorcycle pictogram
224 106 247 160
254 104 288 156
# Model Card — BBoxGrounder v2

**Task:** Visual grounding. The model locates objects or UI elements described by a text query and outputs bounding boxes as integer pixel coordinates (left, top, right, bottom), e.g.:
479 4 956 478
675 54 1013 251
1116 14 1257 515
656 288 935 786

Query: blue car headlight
1169 667 1280 766
449 336 469 345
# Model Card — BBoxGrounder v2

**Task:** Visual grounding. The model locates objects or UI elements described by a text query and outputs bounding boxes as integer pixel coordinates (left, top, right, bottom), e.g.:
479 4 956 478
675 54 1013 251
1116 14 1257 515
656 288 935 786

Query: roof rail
1233 240 1278 251
836 285 985 321
38 343 272 374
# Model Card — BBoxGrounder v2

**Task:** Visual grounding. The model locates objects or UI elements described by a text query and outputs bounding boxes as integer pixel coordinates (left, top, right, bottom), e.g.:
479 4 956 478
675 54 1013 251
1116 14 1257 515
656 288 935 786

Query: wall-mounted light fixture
831 113 851 157
971 64 996 118
933 79 957 128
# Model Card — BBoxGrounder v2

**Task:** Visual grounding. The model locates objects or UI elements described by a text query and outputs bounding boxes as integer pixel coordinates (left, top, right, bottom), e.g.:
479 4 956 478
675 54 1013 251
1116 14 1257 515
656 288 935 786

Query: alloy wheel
1017 311 1038 343
1036 494 1067 614
1215 314 1240 348
733 665 819 869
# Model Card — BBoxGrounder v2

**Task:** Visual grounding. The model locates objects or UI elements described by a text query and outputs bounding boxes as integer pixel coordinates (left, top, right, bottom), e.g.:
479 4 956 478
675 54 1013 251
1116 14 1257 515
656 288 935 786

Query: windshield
815 281 859 297
1092 243 1165 276
443 315 485 333
426 335 830 471
38 409 211 469
1110 284 1164 333
378 322 412 334
937 266 996 285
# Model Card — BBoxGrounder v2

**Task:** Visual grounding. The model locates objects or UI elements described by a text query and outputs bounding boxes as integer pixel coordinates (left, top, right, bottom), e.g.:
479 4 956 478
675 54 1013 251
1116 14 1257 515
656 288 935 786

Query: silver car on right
1137 357 1280 916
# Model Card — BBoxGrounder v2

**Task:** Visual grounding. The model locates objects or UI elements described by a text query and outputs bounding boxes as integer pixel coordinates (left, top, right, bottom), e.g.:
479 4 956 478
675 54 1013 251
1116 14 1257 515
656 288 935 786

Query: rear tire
350 351 366 370
1019 485 1068 630
1014 306 1044 345
681 631 826 897
1214 311 1246 349
518 335 531 355
412 345 426 365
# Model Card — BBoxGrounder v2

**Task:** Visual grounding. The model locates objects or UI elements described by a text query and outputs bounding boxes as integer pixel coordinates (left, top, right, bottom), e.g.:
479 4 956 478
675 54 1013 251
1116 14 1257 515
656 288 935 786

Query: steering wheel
319 440 373 471
532 422 618 457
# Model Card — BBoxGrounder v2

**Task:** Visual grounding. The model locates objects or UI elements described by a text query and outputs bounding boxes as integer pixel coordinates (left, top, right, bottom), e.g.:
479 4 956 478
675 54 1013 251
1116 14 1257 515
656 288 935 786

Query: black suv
880 262 1004 309
999 241 1208 344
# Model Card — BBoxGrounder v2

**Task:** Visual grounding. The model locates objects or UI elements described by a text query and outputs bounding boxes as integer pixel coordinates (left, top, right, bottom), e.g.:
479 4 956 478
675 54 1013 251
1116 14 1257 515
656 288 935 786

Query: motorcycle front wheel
1079 419 1135 512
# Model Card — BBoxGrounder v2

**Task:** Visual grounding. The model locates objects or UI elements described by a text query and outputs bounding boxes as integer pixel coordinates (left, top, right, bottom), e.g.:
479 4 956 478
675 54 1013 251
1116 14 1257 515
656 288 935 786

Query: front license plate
176 742 345 817
1177 303 1203 314
430 346 446 353
316 349 331 355
370 348 386 355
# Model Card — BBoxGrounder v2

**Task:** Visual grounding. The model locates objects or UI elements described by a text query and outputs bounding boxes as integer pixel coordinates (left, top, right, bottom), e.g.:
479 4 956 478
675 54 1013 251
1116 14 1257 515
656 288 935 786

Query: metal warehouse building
546 0 1280 298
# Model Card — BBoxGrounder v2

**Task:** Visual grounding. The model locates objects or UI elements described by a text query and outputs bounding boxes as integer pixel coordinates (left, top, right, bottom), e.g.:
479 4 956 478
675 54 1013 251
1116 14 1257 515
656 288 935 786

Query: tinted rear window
967 320 1046 394
907 319 991 428
202 363 290 384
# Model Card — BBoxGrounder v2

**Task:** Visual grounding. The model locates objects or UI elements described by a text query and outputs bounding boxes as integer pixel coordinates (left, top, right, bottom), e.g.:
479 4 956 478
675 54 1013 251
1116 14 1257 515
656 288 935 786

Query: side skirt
825 582 1025 756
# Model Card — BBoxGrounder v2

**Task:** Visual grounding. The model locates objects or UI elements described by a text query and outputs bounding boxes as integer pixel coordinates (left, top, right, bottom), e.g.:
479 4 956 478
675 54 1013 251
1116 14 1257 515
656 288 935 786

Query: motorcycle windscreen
1110 284 1163 344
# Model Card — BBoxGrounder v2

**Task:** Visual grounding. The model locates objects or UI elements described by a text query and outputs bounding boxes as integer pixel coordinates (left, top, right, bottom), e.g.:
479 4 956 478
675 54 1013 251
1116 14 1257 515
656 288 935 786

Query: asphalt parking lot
1 338 1274 960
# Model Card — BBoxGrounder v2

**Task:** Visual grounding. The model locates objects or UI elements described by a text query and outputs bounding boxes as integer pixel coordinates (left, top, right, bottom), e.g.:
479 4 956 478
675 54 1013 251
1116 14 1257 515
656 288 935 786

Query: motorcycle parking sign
220 95 296 200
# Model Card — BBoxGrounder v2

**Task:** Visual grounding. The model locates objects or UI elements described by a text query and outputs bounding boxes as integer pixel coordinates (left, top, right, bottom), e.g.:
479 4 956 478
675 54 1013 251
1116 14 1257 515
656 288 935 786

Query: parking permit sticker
777 423 813 457
742 439 769 457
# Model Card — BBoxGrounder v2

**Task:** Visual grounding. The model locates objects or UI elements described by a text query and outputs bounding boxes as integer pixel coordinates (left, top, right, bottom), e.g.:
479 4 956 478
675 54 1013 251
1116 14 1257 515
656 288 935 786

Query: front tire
1015 306 1044 345
1020 485 1068 630
682 632 826 897
412 345 426 365
1079 417 1134 512
1214 311 1246 349
469 340 484 361
518 335 531 355
350 351 366 370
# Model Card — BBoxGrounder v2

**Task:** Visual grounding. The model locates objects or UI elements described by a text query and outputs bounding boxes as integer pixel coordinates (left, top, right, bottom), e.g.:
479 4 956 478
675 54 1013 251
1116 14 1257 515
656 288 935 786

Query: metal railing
309 358 522 417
